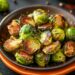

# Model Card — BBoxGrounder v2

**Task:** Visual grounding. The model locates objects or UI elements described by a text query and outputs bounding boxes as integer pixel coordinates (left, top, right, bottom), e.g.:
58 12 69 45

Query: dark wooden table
0 0 75 75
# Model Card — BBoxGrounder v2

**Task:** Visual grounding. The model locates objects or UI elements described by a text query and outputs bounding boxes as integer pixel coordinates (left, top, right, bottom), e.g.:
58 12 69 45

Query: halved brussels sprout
42 41 61 54
23 37 41 54
20 16 35 26
52 28 65 41
35 52 50 67
63 41 75 57
54 14 65 28
33 9 48 25
15 50 33 65
7 20 20 36
3 36 22 52
40 30 52 45
52 50 66 62
19 24 34 40
66 27 75 40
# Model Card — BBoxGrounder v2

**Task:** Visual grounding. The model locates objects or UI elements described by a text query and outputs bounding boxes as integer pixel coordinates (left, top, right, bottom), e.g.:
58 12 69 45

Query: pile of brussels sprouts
3 9 75 67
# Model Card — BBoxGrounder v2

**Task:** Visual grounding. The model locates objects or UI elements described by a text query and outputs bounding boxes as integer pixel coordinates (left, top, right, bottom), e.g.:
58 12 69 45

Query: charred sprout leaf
52 50 66 62
66 27 75 40
19 24 34 40
40 30 52 45
33 9 48 25
15 50 33 65
35 52 50 67
63 41 75 57
3 36 22 52
23 37 41 54
43 41 61 54
52 28 65 41
38 23 53 30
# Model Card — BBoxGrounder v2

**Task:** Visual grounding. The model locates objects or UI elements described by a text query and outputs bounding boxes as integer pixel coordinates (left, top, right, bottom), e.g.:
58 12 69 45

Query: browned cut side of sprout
7 20 20 36
15 50 33 65
54 14 68 28
42 41 61 54
64 41 75 57
23 37 41 54
3 36 22 52
20 15 35 26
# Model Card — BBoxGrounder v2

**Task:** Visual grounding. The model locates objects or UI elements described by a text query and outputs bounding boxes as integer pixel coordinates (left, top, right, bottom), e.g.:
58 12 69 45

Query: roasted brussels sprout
63 41 75 57
40 31 52 45
15 50 33 65
23 37 41 54
35 52 50 67
33 9 48 25
52 28 65 41
20 15 35 26
54 14 65 28
66 27 75 40
43 41 61 54
19 24 34 39
52 50 66 62
7 20 20 36
3 36 22 52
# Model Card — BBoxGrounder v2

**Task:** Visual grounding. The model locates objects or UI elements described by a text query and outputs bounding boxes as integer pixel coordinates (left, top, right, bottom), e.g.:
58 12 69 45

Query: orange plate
0 52 75 75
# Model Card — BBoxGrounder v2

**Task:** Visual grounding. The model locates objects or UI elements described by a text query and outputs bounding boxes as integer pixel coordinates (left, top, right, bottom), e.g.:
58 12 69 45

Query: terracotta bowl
0 5 75 74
